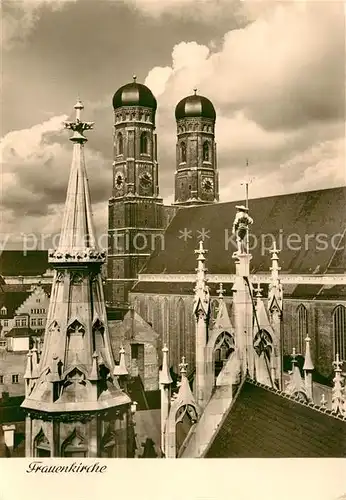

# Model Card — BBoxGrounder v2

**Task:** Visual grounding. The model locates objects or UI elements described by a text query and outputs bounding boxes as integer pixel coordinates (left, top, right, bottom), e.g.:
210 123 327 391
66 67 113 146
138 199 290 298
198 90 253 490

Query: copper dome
175 92 216 120
113 77 157 110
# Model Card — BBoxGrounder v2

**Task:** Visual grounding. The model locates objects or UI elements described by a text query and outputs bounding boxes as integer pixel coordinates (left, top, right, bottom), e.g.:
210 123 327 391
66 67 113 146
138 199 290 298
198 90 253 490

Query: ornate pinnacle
64 99 94 143
254 282 262 298
193 88 197 95
179 356 188 376
333 353 342 372
320 394 327 408
133 75 137 82
217 283 225 298
303 335 314 371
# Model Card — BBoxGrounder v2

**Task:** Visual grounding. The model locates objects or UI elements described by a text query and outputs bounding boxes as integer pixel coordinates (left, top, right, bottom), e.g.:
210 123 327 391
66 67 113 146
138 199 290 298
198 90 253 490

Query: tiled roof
205 379 346 458
4 327 38 338
0 292 31 318
0 251 52 277
139 187 346 277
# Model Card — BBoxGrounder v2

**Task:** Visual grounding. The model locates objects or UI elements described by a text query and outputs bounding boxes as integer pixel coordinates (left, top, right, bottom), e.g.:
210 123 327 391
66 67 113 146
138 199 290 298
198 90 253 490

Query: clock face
202 178 214 192
115 172 124 189
140 172 152 188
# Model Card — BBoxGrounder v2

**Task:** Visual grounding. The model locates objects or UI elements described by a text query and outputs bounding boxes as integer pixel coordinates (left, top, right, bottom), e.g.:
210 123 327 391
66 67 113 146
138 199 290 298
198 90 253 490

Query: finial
193 88 197 95
195 240 206 258
160 344 173 385
179 356 188 375
64 100 94 143
254 282 262 298
320 393 327 408
217 283 225 298
117 345 128 376
90 351 100 380
133 75 137 82
303 335 314 371
333 353 342 372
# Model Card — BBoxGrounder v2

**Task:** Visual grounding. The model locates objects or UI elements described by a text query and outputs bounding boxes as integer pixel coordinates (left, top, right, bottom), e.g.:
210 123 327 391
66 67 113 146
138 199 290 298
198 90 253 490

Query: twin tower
107 77 219 306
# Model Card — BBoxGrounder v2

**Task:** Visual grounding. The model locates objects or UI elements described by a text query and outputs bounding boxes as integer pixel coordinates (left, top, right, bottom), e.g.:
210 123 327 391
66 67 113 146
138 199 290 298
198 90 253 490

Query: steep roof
0 251 52 277
205 379 346 458
0 292 31 318
139 187 346 276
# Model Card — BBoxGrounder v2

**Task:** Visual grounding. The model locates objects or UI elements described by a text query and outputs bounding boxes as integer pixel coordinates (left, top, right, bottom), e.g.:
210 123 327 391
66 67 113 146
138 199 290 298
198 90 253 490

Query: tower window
180 142 186 163
203 142 210 162
297 304 308 354
333 305 346 360
140 132 149 154
117 133 123 155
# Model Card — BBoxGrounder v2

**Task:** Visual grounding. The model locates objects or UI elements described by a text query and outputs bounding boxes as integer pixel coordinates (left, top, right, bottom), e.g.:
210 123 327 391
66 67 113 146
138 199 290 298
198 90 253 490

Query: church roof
133 187 346 297
0 251 52 277
205 379 346 458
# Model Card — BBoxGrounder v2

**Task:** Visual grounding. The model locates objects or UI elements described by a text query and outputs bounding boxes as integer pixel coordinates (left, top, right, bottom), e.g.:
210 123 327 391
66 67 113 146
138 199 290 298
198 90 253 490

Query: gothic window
297 304 308 354
1 307 6 315
100 426 117 458
93 318 105 351
162 298 169 345
62 429 87 458
203 141 210 162
175 404 197 455
177 299 185 360
180 142 186 163
117 133 123 155
34 429 51 457
333 305 346 360
253 329 273 362
140 132 149 154
214 332 235 377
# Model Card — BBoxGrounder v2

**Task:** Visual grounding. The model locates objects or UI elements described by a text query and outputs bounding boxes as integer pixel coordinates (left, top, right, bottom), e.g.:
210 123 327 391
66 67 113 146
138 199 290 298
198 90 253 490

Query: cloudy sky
1 0 345 248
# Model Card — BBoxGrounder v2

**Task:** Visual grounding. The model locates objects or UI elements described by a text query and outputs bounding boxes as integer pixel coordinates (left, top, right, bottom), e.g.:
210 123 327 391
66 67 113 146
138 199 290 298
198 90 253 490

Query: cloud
144 1 344 199
2 0 77 49
0 113 111 242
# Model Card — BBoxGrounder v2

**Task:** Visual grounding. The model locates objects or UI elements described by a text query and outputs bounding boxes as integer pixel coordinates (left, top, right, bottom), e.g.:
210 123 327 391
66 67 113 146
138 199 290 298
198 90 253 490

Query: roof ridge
246 377 346 423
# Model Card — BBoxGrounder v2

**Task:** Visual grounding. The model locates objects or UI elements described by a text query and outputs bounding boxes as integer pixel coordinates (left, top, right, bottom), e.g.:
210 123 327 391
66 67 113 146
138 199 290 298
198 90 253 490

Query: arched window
297 304 308 354
117 133 123 155
214 331 235 378
180 142 186 163
34 429 51 457
62 429 87 458
140 132 149 154
177 299 185 361
333 305 346 360
203 141 210 162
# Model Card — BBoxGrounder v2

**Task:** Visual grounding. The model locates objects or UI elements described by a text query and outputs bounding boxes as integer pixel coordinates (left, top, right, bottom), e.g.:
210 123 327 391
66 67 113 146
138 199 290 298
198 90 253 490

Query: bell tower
107 76 164 307
174 90 219 206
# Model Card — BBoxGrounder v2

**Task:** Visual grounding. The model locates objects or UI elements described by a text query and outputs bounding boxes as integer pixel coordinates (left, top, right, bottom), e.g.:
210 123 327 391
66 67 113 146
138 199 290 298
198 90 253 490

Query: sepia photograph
0 0 345 484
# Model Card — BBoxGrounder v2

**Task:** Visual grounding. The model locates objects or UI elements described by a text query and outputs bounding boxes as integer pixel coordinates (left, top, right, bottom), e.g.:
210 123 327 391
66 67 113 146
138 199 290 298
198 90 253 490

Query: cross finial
333 353 342 372
217 282 225 298
254 282 262 298
179 356 188 375
193 88 197 95
133 74 137 82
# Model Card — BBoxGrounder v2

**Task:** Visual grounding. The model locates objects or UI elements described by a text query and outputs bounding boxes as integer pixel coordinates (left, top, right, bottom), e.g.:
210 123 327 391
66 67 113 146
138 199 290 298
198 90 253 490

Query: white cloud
144 1 344 201
0 113 111 244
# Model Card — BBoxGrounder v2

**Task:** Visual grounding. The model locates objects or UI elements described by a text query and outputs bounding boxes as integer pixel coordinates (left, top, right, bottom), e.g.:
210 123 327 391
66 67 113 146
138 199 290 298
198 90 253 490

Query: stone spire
332 354 345 415
285 348 308 400
303 335 314 400
268 241 283 313
21 100 132 458
193 241 210 408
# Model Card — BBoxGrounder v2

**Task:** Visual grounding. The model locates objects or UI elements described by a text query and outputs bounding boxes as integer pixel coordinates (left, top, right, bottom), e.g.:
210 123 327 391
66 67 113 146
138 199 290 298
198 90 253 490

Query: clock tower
174 90 219 206
107 77 164 307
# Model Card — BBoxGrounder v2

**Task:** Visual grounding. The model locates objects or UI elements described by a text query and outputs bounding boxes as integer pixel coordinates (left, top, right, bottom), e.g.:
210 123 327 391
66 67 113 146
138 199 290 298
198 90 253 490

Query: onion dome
175 89 216 120
112 75 157 110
